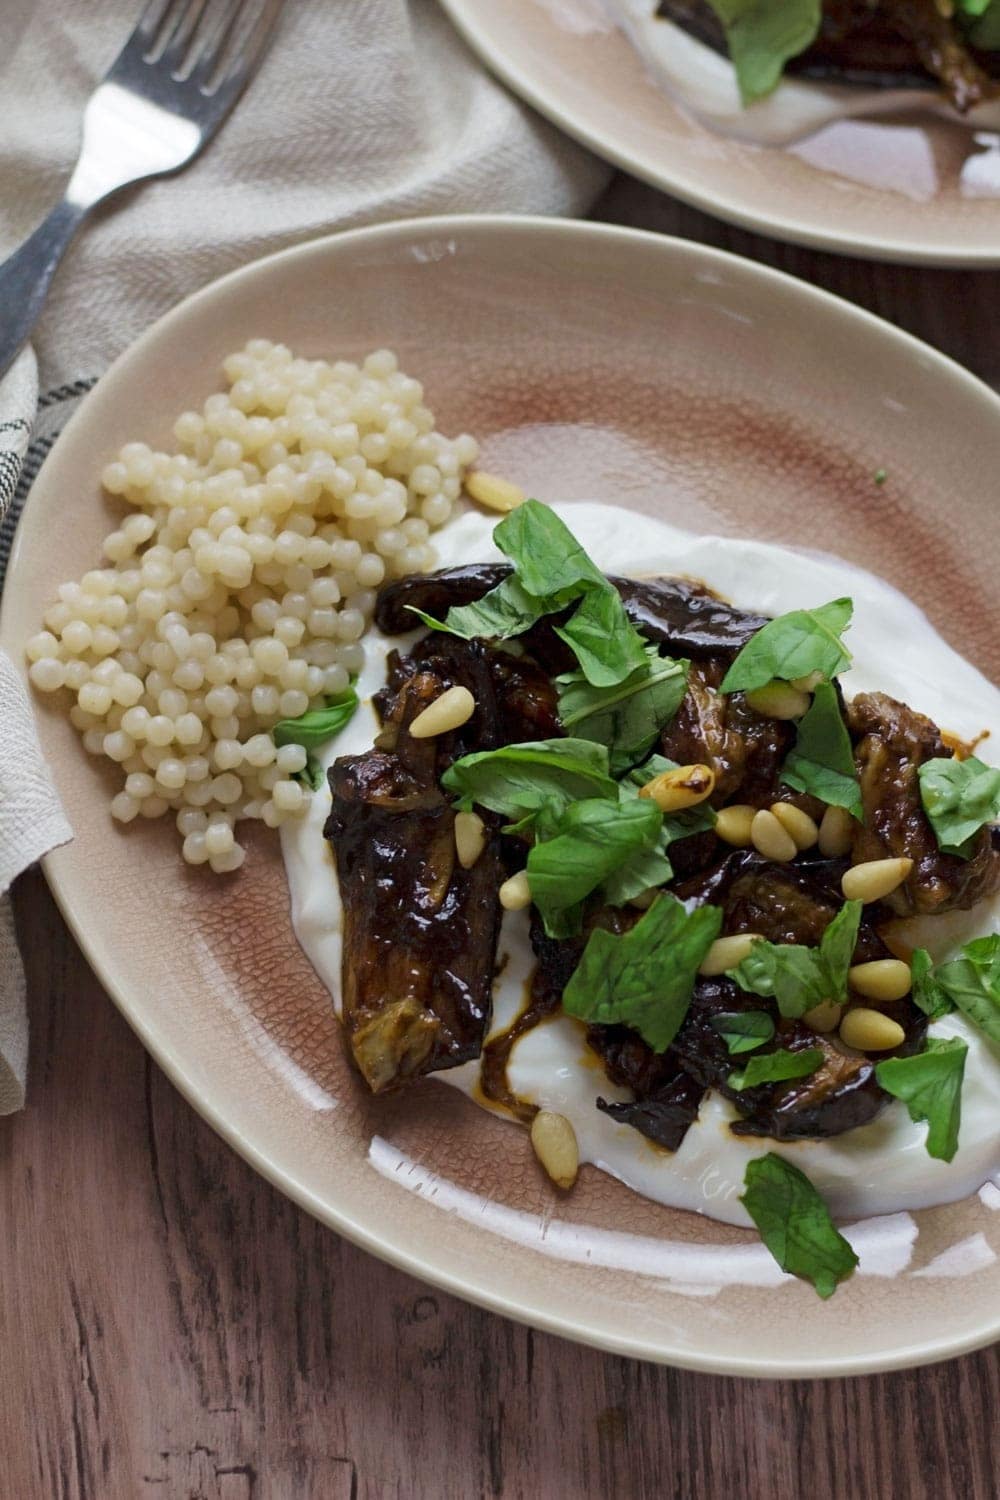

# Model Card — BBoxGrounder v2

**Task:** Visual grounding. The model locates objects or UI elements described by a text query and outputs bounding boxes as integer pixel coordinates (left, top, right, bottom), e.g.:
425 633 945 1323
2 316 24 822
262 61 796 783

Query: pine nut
790 670 824 693
698 932 763 975
744 681 810 720
818 804 855 858
715 803 756 846
408 684 475 738
842 856 913 904
530 1109 579 1190
839 1007 906 1052
803 999 843 1034
464 470 526 514
750 808 798 863
848 959 912 1003
454 810 486 869
499 869 531 911
639 763 715 813
770 802 819 850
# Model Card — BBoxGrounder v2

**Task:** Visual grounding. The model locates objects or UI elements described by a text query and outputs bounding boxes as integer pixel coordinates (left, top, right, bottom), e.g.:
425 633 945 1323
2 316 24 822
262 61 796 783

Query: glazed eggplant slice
658 659 794 806
326 635 512 1092
375 565 767 660
848 691 1000 916
590 1025 706 1152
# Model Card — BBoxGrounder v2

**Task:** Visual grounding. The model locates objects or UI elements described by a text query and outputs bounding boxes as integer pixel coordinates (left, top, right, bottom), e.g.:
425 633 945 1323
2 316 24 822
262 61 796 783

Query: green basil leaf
741 1154 858 1299
729 900 862 1018
526 797 663 938
964 2 1000 47
709 1010 775 1054
272 684 359 751
407 574 544 642
875 1037 968 1163
918 755 1000 859
910 947 954 1020
728 1045 824 1092
441 738 617 826
493 498 606 599
780 680 863 820
557 648 690 774
410 500 649 687
704 0 823 103
295 752 326 792
720 597 853 694
562 892 722 1052
600 842 675 911
932 935 1000 1043
553 584 649 688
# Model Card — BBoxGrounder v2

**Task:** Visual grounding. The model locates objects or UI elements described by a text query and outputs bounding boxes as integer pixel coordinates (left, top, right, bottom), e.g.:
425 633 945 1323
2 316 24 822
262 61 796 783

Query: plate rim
437 0 1000 268
7 212 1000 1376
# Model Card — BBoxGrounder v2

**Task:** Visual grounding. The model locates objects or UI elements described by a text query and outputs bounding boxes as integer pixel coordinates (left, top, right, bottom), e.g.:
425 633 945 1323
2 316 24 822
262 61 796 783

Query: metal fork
0 0 284 381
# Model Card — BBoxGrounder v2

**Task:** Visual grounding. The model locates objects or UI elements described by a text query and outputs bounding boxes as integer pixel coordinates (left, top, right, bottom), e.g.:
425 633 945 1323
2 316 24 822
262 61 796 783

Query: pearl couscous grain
27 343 478 872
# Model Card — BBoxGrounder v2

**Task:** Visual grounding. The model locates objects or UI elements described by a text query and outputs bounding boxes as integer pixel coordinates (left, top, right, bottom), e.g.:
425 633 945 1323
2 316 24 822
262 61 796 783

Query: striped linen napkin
0 0 607 1111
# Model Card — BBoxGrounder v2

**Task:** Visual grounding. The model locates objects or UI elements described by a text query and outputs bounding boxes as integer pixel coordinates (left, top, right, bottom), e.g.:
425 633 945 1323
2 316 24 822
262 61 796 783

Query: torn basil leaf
875 1037 967 1163
272 683 359 751
741 1153 858 1299
526 797 664 938
441 738 617 829
407 573 543 642
562 892 722 1053
720 597 853 694
709 1010 775 1054
407 499 648 687
917 754 1000 859
910 948 954 1021
728 900 862 1018
781 680 863 820
931 935 1000 1044
705 0 823 104
556 647 690 775
728 1046 824 1092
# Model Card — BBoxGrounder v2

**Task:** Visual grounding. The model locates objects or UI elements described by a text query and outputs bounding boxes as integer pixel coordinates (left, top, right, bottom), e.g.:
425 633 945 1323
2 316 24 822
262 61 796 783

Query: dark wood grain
3 182 999 1500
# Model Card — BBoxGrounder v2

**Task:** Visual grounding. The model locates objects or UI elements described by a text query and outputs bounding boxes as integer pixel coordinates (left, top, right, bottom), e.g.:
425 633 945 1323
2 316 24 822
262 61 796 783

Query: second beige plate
2 217 998 1374
440 0 1000 265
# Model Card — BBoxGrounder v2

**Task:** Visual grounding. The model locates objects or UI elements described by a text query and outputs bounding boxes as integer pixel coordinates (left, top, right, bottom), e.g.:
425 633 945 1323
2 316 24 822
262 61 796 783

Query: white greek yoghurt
601 0 1000 145
281 503 1000 1229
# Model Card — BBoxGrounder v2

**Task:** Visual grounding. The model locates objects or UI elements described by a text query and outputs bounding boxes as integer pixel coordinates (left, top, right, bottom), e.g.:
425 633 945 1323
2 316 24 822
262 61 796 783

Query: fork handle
0 198 89 383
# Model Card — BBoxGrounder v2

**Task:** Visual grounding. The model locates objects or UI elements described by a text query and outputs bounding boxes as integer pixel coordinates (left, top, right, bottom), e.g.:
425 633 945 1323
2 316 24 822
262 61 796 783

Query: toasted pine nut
409 685 475 738
818 803 855 858
745 681 810 720
454 810 486 869
848 958 912 1003
770 802 819 851
465 470 526 514
790 670 824 693
499 869 531 911
715 803 756 846
698 932 763 976
803 999 843 1034
842 856 913 904
530 1109 579 1190
639 763 715 813
750 808 797 863
839 1007 906 1052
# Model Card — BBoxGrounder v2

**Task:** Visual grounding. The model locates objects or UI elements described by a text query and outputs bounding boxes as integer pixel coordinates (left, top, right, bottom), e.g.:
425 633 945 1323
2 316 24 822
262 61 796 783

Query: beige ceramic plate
440 0 1000 265
3 217 999 1375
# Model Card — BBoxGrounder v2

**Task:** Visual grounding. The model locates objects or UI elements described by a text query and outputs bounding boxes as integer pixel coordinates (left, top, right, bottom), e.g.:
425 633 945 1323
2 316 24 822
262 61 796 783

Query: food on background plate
604 0 1000 145
26 344 477 870
282 498 1000 1299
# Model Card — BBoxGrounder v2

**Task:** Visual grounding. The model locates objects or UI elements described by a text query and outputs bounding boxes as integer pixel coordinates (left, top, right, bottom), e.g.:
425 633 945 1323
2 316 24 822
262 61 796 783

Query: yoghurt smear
281 502 1000 1230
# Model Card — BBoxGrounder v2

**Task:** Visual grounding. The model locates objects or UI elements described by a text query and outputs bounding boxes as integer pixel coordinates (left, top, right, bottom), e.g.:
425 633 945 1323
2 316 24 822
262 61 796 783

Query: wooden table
4 181 998 1500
